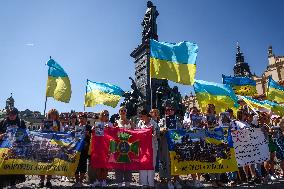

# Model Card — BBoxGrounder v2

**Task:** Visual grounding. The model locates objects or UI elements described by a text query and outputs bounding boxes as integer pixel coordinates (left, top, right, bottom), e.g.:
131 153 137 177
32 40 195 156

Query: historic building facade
253 46 284 95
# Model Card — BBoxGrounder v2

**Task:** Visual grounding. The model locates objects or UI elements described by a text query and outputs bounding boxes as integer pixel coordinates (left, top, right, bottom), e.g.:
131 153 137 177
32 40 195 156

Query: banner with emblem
0 128 84 176
166 128 238 175
90 127 153 170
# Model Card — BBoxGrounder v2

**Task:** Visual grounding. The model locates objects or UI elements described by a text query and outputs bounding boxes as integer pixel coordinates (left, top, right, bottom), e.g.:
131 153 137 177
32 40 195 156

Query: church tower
233 43 252 77
5 93 15 110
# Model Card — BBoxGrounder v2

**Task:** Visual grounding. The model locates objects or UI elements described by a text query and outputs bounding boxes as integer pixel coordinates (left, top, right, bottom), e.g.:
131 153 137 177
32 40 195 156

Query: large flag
46 58 71 103
150 39 198 85
267 76 284 103
166 128 238 174
91 128 153 170
222 75 256 96
84 80 124 108
0 128 84 176
239 96 284 116
193 80 239 114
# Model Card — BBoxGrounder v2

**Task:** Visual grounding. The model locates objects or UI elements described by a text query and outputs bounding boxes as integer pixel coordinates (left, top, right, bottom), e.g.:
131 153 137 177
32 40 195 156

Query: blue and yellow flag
150 39 198 85
267 76 284 103
85 80 124 108
194 80 239 114
46 58 71 103
240 96 284 116
222 75 256 96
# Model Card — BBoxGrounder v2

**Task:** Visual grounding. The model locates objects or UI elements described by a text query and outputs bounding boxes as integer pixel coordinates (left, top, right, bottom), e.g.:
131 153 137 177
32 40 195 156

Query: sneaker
270 174 277 181
38 181 44 188
228 180 237 187
8 185 17 189
61 176 66 182
91 180 100 187
174 180 182 189
167 181 175 189
45 181 52 188
101 180 107 187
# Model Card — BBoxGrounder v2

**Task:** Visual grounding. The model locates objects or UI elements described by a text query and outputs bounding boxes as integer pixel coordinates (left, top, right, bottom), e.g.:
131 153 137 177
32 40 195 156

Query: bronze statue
141 1 159 43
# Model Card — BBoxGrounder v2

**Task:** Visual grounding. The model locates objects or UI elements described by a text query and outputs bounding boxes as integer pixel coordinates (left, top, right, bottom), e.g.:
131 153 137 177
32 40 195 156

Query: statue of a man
141 1 159 43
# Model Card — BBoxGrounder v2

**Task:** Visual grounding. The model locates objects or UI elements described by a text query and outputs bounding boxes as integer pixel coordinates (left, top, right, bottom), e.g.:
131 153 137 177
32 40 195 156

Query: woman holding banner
72 112 92 187
0 108 26 189
91 110 113 188
158 102 183 189
115 106 135 188
137 109 159 188
38 109 61 188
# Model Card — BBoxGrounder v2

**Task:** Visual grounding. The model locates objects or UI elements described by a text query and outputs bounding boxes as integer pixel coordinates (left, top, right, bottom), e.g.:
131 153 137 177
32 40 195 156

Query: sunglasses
119 109 127 113
103 113 109 116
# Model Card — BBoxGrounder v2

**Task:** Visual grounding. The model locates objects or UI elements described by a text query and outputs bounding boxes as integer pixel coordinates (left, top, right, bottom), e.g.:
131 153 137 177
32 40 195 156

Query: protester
0 108 26 189
39 108 61 188
61 113 78 182
91 110 113 188
205 104 217 128
149 108 160 123
115 106 135 188
72 112 92 187
158 103 183 189
137 109 159 188
260 112 278 182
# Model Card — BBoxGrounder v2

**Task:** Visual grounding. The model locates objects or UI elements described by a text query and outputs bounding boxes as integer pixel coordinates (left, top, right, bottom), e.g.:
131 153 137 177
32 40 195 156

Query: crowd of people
1 101 284 189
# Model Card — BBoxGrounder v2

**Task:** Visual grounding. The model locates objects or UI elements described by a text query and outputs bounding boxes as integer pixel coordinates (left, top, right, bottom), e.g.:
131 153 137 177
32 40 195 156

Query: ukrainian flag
267 76 284 103
194 80 239 114
85 80 124 108
240 96 284 116
222 75 256 96
46 58 71 103
239 96 271 111
150 39 198 85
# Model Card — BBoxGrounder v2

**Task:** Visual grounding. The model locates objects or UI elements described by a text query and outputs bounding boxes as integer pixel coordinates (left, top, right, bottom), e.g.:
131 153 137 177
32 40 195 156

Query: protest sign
231 128 269 166
0 128 84 176
167 128 238 175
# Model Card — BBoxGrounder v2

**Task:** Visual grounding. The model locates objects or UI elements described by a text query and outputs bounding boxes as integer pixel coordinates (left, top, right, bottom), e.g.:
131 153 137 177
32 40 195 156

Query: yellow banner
0 148 80 176
169 148 238 175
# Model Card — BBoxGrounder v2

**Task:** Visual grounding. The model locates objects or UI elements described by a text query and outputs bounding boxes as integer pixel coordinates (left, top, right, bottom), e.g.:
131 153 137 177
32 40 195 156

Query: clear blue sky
0 0 284 115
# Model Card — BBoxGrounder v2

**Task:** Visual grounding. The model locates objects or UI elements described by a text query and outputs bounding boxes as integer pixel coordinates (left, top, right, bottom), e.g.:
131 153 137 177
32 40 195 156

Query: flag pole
84 79 88 112
43 96 48 117
44 56 52 117
149 42 153 110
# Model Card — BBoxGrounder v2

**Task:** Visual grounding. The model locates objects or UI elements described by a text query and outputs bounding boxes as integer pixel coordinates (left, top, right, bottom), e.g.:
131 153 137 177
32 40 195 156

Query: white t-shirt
116 119 132 129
